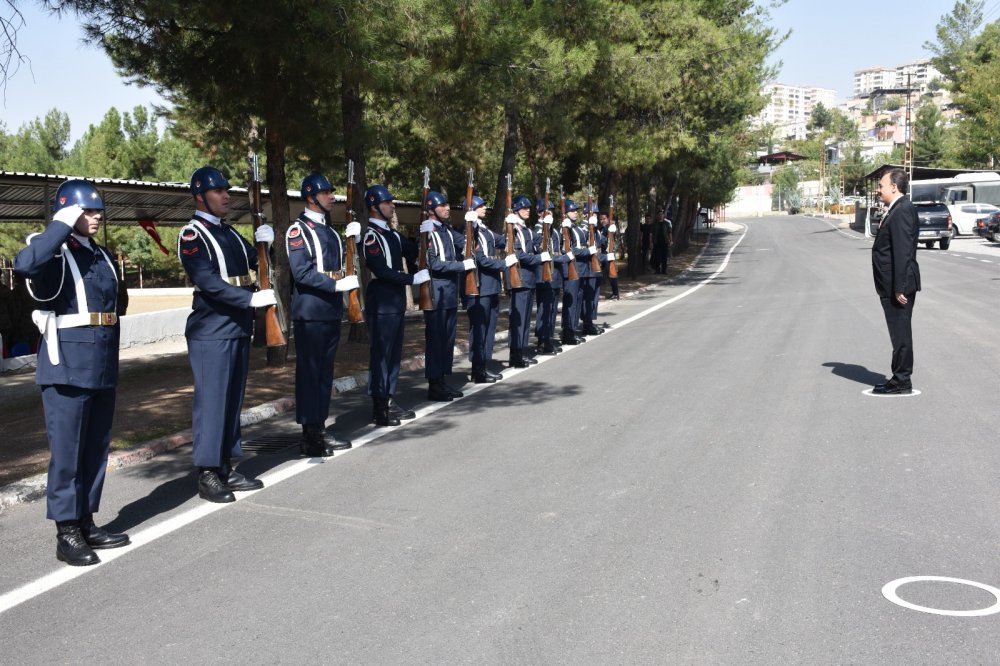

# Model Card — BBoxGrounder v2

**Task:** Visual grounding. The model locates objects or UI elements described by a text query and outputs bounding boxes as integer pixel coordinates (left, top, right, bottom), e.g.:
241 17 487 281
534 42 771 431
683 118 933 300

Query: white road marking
0 226 748 616
882 576 1000 617
862 388 922 398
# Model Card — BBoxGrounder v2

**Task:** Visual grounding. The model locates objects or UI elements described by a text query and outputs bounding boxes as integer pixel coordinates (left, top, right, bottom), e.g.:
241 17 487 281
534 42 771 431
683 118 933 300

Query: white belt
32 310 118 366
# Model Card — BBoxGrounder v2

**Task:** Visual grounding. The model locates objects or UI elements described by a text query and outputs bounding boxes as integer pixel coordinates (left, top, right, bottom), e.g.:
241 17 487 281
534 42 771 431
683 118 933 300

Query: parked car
975 211 1000 243
949 202 1000 236
914 202 953 249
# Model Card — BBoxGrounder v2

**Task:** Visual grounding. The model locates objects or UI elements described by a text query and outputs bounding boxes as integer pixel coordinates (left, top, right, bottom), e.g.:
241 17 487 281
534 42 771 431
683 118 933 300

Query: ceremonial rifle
464 168 479 297
248 153 287 347
505 173 523 289
607 194 619 279
418 166 435 311
586 183 601 272
540 177 552 283
344 159 365 326
560 184 579 281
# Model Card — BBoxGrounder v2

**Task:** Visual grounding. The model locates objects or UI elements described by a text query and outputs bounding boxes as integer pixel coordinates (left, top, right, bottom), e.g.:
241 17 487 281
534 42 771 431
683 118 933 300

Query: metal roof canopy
864 163 1000 183
757 151 808 166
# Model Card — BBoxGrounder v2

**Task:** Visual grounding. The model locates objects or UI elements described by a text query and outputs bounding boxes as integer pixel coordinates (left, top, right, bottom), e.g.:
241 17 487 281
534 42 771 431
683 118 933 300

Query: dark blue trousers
562 280 582 334
294 319 341 425
534 284 559 341
424 307 458 380
465 294 499 365
582 277 600 323
368 311 405 398
188 337 249 468
509 288 534 352
41 385 116 521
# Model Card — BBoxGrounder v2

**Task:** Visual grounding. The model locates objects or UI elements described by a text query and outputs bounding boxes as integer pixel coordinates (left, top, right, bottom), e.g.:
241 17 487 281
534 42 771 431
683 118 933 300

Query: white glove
464 211 478 223
561 219 573 228
542 214 554 225
254 224 274 244
505 213 520 225
345 222 361 241
463 258 476 270
250 289 277 307
605 252 616 261
540 252 552 262
335 275 359 292
588 245 598 255
608 224 617 233
587 215 598 226
504 254 518 267
53 204 84 227
412 269 430 284
419 220 435 234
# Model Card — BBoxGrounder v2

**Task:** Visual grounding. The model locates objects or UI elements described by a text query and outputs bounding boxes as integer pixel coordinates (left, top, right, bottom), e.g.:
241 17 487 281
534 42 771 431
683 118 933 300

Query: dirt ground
0 245 703 487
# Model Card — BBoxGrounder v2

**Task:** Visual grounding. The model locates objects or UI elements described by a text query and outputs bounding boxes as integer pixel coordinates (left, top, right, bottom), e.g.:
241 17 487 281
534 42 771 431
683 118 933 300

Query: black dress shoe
472 371 497 384
525 356 539 365
561 333 584 345
538 340 558 355
221 465 264 491
485 368 503 380
326 432 353 451
509 352 531 368
444 384 464 398
388 398 416 420
373 397 401 426
582 323 603 336
428 384 454 402
198 469 236 503
872 382 913 395
301 424 335 457
80 517 130 549
56 523 100 566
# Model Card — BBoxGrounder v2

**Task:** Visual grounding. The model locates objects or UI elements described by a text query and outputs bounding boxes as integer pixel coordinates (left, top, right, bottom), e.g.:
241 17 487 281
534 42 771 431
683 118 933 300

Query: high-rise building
754 83 837 140
853 59 942 97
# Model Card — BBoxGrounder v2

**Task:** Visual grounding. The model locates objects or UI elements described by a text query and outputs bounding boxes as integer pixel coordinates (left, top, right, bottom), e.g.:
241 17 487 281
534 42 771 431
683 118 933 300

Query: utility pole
818 147 826 213
904 73 914 180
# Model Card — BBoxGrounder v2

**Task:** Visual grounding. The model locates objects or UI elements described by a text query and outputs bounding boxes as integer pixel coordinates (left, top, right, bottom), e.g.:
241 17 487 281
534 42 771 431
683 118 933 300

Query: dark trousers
424 307 458 380
508 288 534 352
534 284 558 341
581 277 600 323
465 294 499 365
42 385 115 521
293 319 341 425
188 337 250 468
368 310 405 399
881 293 916 384
561 280 582 333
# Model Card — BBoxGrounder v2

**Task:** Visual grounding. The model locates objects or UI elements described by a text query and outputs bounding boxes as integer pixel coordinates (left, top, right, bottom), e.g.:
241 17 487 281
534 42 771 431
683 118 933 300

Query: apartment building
853 59 942 97
755 83 838 140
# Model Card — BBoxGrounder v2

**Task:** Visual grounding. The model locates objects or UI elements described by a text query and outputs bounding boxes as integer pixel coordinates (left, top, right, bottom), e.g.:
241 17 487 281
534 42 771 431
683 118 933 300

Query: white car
948 202 1000 235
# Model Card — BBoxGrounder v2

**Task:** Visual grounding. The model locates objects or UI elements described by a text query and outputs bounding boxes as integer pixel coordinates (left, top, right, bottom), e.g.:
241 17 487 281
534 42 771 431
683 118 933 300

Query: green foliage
950 21 1000 167
912 103 946 167
924 0 985 87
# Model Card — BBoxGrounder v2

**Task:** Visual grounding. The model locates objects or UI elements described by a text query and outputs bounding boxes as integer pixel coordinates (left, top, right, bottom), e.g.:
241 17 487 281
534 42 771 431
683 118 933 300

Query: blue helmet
365 184 394 208
565 199 580 212
54 179 103 212
190 166 230 195
512 195 532 212
536 198 555 212
464 195 486 211
301 173 333 202
425 191 448 210
584 202 599 215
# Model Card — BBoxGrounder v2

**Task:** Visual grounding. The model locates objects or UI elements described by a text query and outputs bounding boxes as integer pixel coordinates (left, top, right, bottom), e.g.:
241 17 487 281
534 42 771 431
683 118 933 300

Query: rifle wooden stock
344 178 364 323
586 190 601 272
464 176 479 296
540 185 552 283
248 160 286 347
607 200 619 279
505 184 522 289
560 194 579 281
418 180 434 311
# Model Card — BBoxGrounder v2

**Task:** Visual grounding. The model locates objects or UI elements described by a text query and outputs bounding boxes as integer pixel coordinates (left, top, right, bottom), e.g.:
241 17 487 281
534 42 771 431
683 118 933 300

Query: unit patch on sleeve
288 226 302 239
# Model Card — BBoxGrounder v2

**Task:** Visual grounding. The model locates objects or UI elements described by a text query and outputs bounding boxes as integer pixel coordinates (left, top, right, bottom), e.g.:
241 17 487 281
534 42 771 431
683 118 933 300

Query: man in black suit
871 168 921 394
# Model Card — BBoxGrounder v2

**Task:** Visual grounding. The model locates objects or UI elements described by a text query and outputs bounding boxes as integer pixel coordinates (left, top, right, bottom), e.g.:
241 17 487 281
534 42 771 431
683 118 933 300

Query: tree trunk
264 123 290 366
492 102 519 232
625 167 641 279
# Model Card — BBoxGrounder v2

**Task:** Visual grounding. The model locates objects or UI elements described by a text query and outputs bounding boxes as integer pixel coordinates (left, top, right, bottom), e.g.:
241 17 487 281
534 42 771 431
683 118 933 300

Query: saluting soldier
423 191 475 401
363 184 430 425
463 196 511 383
533 198 565 355
14 179 129 566
178 166 273 503
560 199 589 345
286 173 360 457
506 196 550 368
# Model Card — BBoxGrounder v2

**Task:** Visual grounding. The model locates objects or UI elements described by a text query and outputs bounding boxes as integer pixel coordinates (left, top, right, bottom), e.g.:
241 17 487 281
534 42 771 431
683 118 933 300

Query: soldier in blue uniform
505 196 550 368
423 191 475 401
533 199 567 355
560 199 590 345
363 184 429 425
463 196 512 383
178 166 275 503
14 179 130 566
286 173 360 456
599 210 620 300
581 203 608 335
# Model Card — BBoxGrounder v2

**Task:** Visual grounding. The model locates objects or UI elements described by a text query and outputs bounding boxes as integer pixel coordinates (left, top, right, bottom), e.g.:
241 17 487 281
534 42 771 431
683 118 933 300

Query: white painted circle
882 576 1000 617
863 388 922 398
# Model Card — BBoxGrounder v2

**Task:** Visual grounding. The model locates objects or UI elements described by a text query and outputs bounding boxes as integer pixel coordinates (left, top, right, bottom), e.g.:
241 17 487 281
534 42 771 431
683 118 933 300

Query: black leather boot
373 397 401 426
561 331 584 345
443 380 464 398
428 378 454 402
56 521 100 566
324 424 352 450
220 461 264 491
198 468 236 503
301 424 335 457
582 322 603 336
472 364 497 384
80 514 129 549
509 350 530 368
387 398 415 420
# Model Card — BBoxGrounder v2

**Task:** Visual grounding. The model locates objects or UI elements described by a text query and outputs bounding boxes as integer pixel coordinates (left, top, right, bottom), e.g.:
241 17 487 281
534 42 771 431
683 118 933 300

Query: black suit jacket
872 195 921 298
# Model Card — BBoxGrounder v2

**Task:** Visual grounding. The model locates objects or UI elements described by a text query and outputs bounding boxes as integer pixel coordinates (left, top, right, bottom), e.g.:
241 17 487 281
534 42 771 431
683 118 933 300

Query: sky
0 1 994 143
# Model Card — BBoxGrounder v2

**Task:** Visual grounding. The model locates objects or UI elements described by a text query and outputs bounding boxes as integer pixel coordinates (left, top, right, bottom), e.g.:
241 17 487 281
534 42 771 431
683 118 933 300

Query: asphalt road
1 216 998 664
